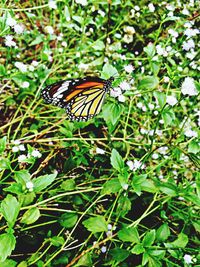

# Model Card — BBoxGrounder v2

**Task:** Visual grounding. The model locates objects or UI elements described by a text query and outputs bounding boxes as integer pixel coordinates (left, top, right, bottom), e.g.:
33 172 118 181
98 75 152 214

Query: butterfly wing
41 77 113 121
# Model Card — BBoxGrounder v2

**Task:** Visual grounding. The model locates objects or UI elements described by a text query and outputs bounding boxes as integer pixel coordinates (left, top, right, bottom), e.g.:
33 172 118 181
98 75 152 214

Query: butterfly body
41 76 114 121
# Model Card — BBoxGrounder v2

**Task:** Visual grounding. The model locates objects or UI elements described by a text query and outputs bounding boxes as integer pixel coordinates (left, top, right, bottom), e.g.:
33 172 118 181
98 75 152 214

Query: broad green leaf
82 216 107 233
1 194 20 227
64 5 70 21
153 91 166 108
0 233 16 262
131 243 145 255
3 183 23 195
147 256 162 267
192 221 200 232
170 233 188 248
156 223 170 242
141 179 158 193
76 253 92 266
33 173 57 193
101 178 121 195
29 35 44 46
0 136 6 154
60 179 75 191
110 149 124 172
162 108 175 126
59 213 78 228
144 43 155 58
0 158 10 171
102 102 123 126
16 261 27 267
0 65 6 76
50 236 65 247
0 259 17 267
118 172 129 188
14 170 31 184
118 225 140 244
20 207 40 225
116 195 131 217
92 40 105 51
110 247 130 262
158 183 178 196
188 140 200 154
142 230 156 247
138 76 159 90
101 62 118 79
132 174 147 185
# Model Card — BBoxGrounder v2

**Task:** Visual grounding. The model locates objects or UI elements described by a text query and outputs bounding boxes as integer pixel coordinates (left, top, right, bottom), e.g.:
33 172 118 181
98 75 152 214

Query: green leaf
142 230 156 247
76 253 92 266
0 158 10 171
0 136 6 154
101 63 118 79
92 40 105 51
29 35 44 46
101 178 122 195
144 43 155 58
116 195 131 217
33 173 57 193
188 140 200 154
170 233 188 248
110 149 124 172
102 102 123 126
0 259 17 267
131 243 145 255
0 65 6 77
14 170 31 184
162 108 175 126
64 5 71 21
153 91 166 108
138 76 159 90
59 213 78 229
158 183 178 196
110 247 130 262
118 225 140 244
141 179 158 193
0 233 16 262
156 223 170 242
20 207 40 225
1 194 20 228
118 172 129 188
60 179 76 191
16 261 27 267
3 183 23 195
50 236 65 247
82 216 107 233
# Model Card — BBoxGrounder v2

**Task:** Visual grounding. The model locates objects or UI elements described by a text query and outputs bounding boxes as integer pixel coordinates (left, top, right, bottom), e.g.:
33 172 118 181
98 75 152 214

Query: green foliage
0 0 199 266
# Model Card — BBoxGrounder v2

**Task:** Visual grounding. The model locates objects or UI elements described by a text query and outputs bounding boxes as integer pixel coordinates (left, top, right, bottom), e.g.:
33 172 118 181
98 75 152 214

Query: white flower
148 103 154 110
181 77 198 96
15 62 27 72
101 246 107 253
96 147 105 154
156 45 165 55
45 26 54 34
124 64 134 73
127 159 141 171
136 102 143 109
18 154 27 162
122 183 129 190
166 95 178 106
6 17 17 27
184 28 199 38
124 26 135 35
168 29 178 38
182 39 195 51
110 87 122 98
21 81 30 88
19 144 25 151
61 41 67 47
14 24 24 34
123 34 133 43
163 76 170 83
118 95 126 102
32 60 39 67
26 181 34 191
183 254 192 264
75 0 88 5
152 153 159 159
5 35 16 47
13 140 21 145
12 146 19 152
134 5 140 11
48 0 57 9
140 128 148 134
119 81 131 91
31 150 42 158
29 65 35 72
148 3 155 12
184 129 198 138
182 8 189 15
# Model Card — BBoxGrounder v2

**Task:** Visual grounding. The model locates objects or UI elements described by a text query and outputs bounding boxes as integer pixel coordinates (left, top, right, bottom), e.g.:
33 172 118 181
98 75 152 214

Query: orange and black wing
41 77 113 121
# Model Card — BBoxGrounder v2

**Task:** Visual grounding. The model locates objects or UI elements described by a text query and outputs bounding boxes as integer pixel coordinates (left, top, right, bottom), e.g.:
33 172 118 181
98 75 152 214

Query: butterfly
41 76 114 121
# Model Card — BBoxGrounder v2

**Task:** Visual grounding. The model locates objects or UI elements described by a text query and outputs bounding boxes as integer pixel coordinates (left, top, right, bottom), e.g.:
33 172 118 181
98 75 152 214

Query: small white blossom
48 0 57 9
140 128 148 135
26 181 34 191
163 76 170 83
124 26 135 35
12 140 21 145
182 8 189 15
12 146 19 152
101 246 107 253
19 144 25 151
75 0 88 5
14 24 24 34
118 95 126 102
181 77 198 96
182 39 195 51
96 147 105 154
32 60 39 67
61 41 67 47
21 81 30 88
15 62 27 72
29 65 35 72
166 95 178 106
183 254 192 264
5 35 16 47
123 34 133 43
152 153 159 159
168 29 178 38
31 150 42 158
119 81 131 91
122 183 129 190
6 17 17 27
184 129 198 138
110 87 122 98
148 103 154 110
18 154 27 162
45 26 54 34
184 28 199 38
148 3 155 12
124 64 134 73
127 159 141 171
134 5 140 11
